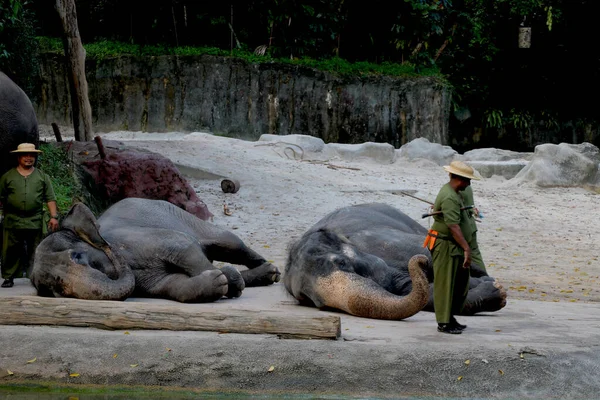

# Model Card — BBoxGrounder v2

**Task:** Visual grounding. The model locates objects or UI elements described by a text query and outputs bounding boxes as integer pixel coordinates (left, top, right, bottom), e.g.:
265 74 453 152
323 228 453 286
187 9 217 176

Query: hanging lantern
518 26 531 48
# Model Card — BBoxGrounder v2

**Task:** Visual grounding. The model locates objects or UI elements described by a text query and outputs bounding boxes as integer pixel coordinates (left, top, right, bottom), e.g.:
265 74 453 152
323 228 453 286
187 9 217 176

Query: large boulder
65 140 212 220
461 148 532 179
397 137 457 166
511 142 600 187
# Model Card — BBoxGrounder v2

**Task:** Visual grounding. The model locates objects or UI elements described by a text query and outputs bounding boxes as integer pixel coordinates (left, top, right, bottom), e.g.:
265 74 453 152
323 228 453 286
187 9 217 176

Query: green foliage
484 109 504 129
38 37 444 80
0 0 39 93
37 143 75 215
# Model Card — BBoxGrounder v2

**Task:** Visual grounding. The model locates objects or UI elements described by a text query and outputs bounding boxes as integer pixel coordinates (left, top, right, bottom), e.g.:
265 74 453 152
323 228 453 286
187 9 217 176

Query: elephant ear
61 202 109 249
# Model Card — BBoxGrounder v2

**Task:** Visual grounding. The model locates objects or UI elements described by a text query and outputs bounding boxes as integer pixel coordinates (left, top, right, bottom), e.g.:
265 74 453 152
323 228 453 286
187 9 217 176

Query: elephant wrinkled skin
284 203 507 319
0 71 39 175
31 198 281 302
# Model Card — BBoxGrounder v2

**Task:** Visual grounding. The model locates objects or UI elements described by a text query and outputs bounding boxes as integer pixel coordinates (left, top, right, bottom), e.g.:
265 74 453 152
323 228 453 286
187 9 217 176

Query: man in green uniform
461 185 486 273
427 161 479 334
0 143 59 288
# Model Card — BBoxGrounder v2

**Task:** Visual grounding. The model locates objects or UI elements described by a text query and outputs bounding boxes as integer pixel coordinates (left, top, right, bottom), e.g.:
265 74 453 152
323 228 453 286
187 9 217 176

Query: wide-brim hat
11 143 42 153
443 160 480 180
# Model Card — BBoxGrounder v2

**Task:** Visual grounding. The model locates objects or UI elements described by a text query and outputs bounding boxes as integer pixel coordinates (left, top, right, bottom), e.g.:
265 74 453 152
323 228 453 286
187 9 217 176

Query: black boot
1 278 14 288
450 317 467 331
437 323 462 334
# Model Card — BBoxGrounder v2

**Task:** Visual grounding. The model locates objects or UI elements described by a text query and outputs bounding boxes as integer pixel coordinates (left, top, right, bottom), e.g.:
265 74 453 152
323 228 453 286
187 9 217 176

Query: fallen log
0 296 341 339
221 178 240 193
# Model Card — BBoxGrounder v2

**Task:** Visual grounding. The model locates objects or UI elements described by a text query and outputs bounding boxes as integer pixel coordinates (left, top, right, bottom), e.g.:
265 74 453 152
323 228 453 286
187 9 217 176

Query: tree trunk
55 0 93 141
0 296 341 339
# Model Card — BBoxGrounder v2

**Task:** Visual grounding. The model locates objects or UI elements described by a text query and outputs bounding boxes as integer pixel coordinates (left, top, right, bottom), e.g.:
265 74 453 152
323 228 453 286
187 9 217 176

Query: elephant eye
337 259 352 271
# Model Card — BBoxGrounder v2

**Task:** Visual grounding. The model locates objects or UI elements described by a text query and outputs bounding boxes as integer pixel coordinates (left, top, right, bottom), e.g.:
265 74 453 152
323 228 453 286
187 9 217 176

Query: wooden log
221 178 241 193
0 296 341 339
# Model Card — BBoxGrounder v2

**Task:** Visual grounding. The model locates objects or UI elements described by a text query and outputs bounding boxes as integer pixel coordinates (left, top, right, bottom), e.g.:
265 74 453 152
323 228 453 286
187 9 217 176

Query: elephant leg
109 227 217 275
202 231 281 285
219 265 245 298
240 262 281 286
459 279 507 315
144 270 229 303
110 228 246 299
423 277 506 314
202 231 268 268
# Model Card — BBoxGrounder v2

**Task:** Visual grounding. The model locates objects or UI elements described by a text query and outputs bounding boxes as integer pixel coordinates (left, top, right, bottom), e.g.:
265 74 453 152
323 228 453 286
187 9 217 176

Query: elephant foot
220 265 245 298
151 270 229 303
461 279 507 315
240 262 281 287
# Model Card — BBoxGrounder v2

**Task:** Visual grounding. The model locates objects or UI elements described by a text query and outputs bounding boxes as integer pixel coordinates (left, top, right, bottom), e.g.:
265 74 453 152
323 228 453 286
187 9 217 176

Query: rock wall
34 54 451 147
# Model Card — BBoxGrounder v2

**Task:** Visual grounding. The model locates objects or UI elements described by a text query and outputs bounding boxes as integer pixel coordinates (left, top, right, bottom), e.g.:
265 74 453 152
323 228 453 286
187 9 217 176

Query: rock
259 134 326 154
465 160 529 179
511 142 600 187
462 148 533 162
397 137 457 166
326 142 396 164
64 141 212 220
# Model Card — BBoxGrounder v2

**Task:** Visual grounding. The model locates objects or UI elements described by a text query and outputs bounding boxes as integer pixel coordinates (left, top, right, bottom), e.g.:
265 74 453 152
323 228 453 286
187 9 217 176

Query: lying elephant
284 203 507 319
31 198 281 302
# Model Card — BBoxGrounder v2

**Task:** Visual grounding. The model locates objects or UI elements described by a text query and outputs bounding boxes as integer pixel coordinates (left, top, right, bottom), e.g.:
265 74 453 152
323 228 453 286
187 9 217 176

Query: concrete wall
35 54 451 147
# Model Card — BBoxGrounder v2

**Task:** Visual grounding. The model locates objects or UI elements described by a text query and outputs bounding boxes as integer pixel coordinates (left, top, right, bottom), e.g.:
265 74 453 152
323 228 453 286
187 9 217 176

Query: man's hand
48 217 59 232
463 249 472 269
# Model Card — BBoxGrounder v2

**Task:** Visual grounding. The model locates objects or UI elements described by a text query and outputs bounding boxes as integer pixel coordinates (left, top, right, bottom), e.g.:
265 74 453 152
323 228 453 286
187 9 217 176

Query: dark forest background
1 0 597 151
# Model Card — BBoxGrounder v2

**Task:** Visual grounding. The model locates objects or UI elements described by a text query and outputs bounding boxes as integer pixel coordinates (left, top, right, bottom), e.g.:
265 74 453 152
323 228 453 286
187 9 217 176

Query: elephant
284 203 507 320
31 198 281 302
0 71 39 176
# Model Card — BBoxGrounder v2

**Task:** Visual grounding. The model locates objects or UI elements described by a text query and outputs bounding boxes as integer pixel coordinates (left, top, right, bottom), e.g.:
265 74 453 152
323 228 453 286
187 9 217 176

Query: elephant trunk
314 255 430 320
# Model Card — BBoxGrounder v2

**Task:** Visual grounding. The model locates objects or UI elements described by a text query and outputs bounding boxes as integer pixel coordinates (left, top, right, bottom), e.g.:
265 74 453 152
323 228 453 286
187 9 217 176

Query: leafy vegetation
0 0 39 93
37 143 76 215
38 37 441 79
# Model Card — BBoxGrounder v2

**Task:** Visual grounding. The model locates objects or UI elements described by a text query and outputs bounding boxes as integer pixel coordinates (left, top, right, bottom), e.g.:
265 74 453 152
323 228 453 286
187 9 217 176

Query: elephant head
31 203 135 300
284 229 430 320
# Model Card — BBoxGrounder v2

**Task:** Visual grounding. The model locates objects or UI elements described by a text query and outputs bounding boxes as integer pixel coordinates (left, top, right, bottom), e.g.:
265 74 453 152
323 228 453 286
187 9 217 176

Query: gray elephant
284 203 507 319
31 198 281 302
0 71 39 175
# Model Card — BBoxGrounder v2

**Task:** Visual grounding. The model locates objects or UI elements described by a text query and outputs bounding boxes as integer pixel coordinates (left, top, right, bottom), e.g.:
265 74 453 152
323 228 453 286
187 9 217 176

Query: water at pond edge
0 384 460 400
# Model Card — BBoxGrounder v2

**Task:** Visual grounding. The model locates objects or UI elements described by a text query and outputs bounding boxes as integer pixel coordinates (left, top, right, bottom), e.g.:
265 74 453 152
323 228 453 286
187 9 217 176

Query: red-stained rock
66 140 212 220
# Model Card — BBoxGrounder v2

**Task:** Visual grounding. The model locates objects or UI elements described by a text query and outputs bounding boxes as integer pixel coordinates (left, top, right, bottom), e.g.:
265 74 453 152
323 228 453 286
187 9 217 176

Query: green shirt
460 185 478 235
430 183 473 244
0 168 56 229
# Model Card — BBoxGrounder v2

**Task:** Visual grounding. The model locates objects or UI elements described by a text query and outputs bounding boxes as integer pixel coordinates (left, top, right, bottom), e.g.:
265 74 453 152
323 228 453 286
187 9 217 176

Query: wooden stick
51 123 63 142
94 135 106 160
392 190 434 205
0 296 341 340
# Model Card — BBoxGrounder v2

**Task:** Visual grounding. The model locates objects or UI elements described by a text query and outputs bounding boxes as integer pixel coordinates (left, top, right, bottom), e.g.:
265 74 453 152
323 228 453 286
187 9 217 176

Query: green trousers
470 231 486 273
1 228 43 280
432 239 470 324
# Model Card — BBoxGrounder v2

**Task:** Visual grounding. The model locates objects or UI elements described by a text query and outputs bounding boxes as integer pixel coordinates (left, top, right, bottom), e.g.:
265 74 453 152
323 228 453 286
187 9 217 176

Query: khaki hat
443 160 480 180
11 143 42 153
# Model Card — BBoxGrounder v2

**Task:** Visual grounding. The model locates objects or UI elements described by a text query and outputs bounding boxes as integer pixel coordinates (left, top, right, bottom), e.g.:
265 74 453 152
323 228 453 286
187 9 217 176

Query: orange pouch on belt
423 230 439 250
